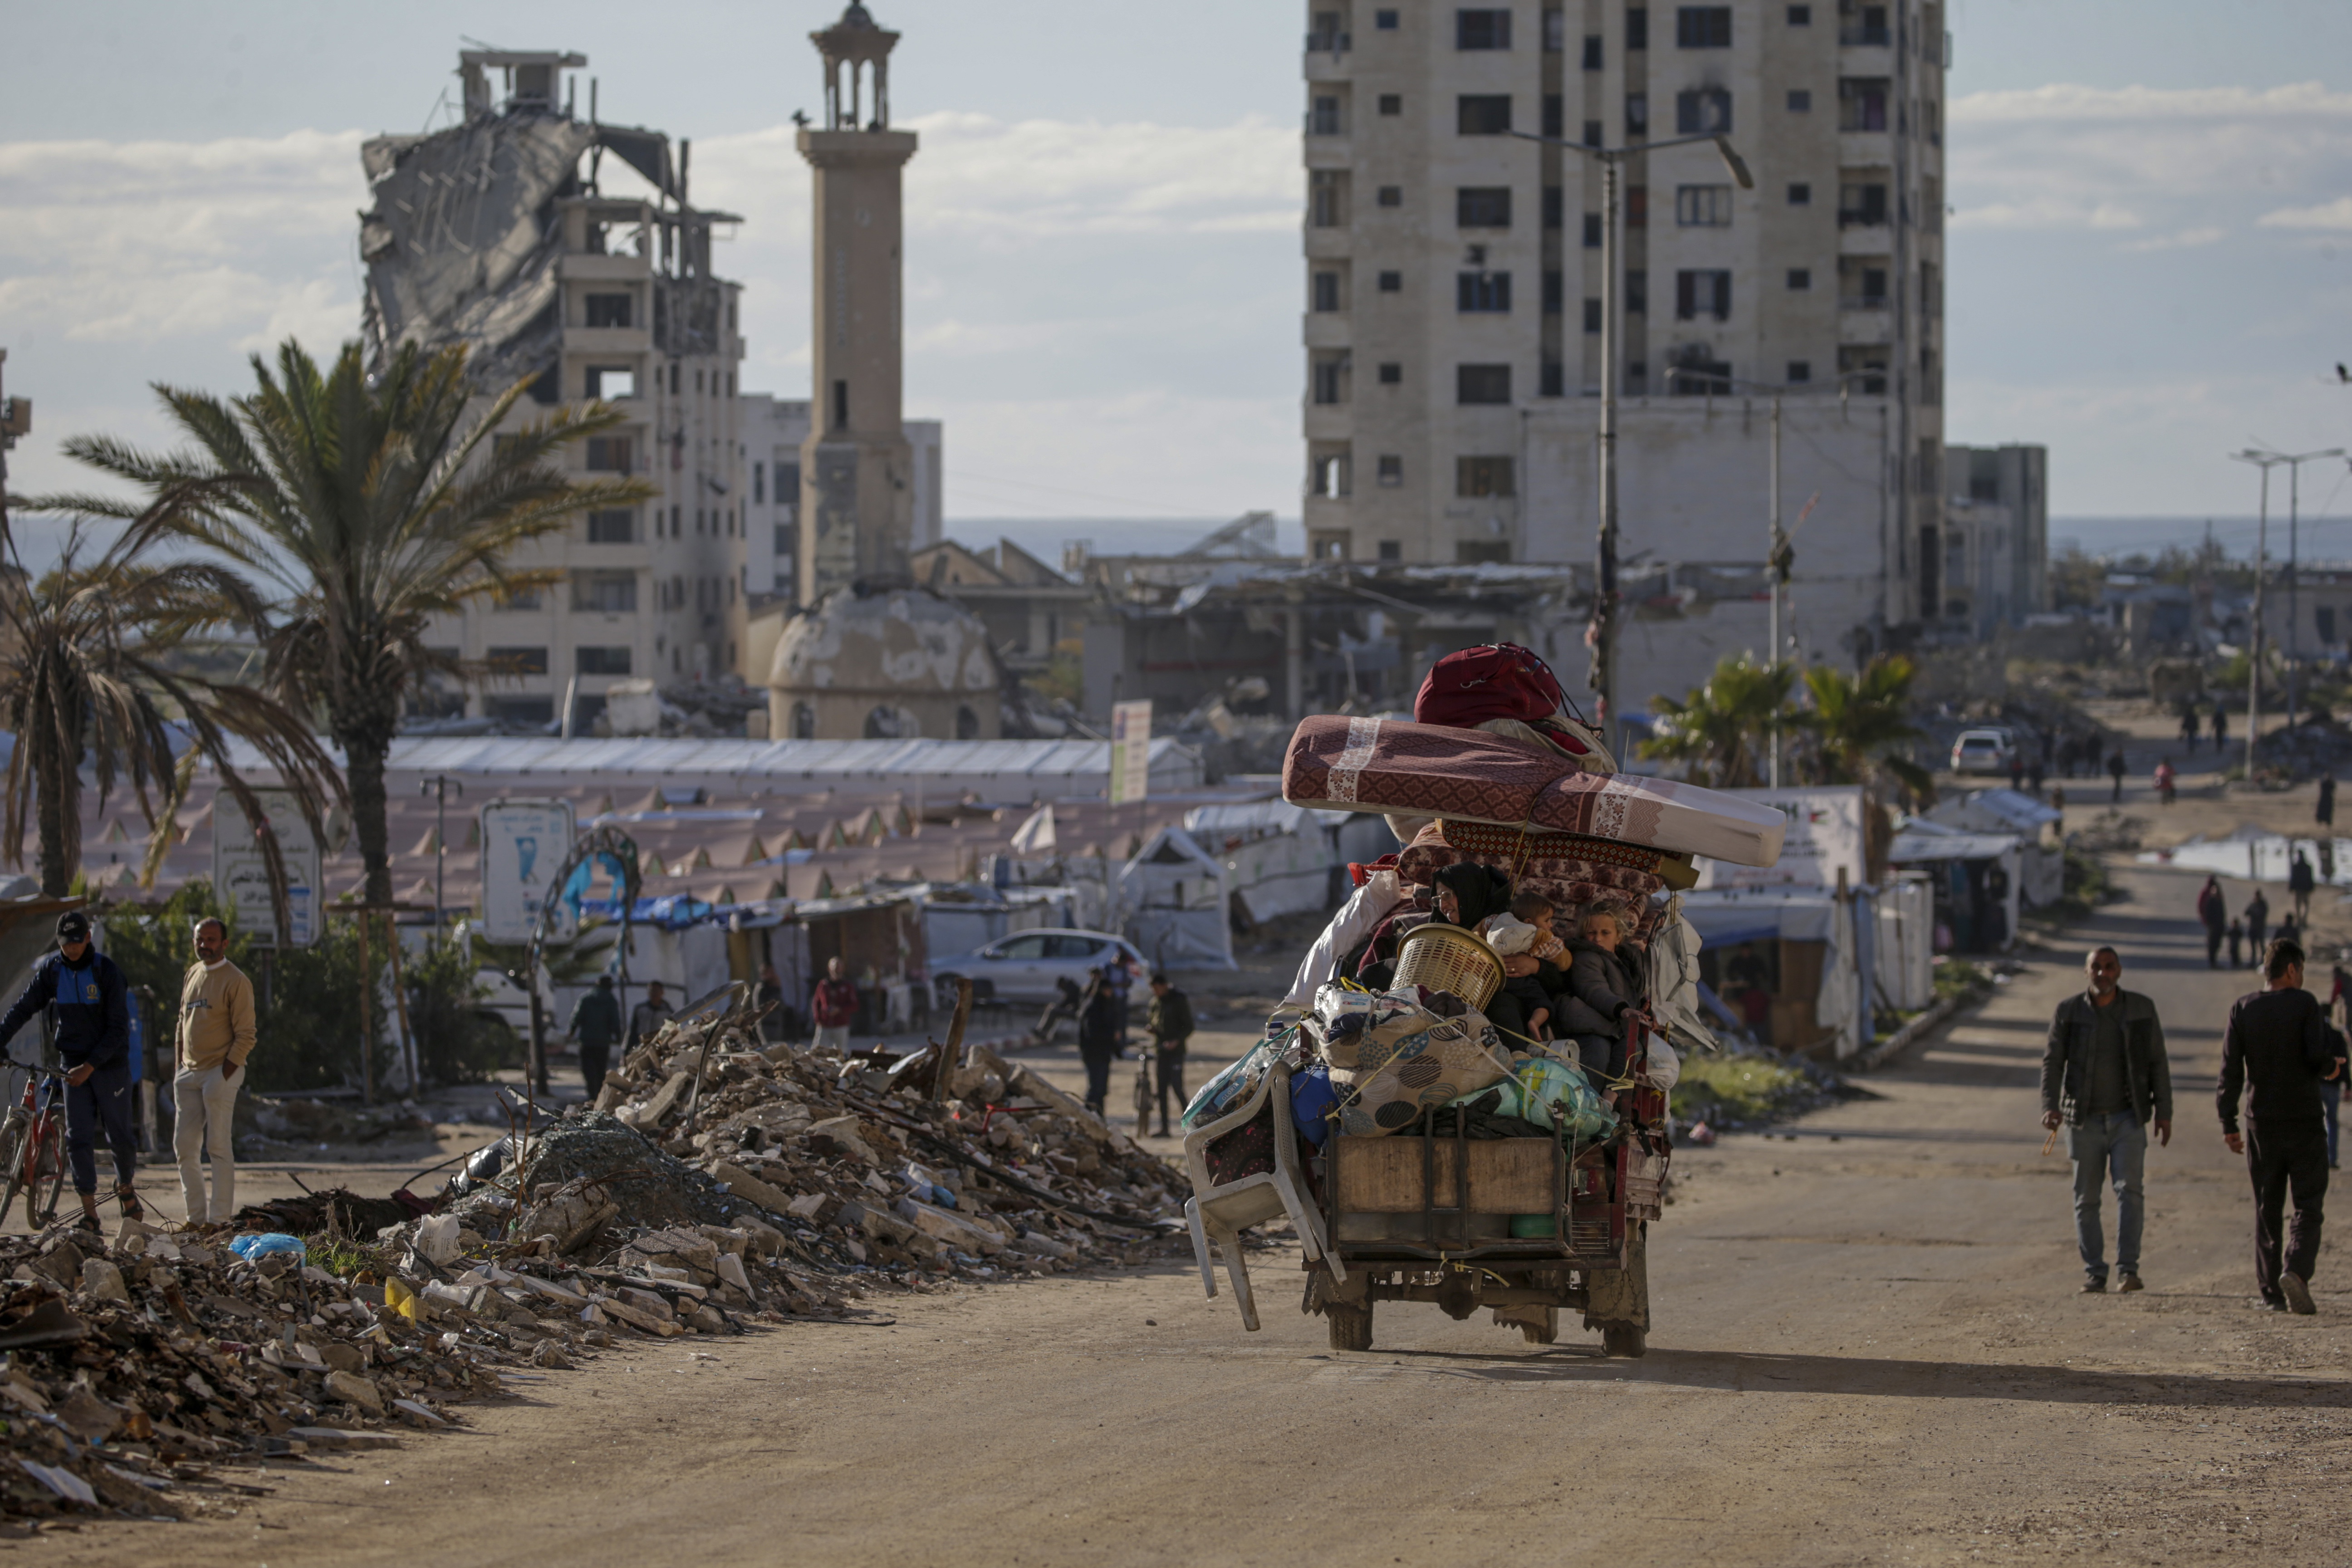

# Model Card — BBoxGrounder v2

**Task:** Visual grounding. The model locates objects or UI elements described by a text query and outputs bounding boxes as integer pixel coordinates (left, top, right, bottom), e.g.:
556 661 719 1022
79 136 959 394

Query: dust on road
47 861 2352 1567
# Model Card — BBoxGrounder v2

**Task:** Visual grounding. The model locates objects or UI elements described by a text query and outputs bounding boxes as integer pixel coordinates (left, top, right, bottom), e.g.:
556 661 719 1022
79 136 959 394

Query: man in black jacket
2218 938 2345 1313
2040 946 2173 1293
0 911 137 1235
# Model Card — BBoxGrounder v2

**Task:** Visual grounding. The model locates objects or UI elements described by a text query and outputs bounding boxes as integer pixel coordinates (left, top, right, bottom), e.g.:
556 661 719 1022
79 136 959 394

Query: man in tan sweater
175 918 256 1225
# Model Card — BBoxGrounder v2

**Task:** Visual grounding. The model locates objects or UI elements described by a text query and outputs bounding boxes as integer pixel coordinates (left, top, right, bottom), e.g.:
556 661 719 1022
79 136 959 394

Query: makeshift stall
1927 789 2063 908
1889 821 2022 956
1677 887 1863 1058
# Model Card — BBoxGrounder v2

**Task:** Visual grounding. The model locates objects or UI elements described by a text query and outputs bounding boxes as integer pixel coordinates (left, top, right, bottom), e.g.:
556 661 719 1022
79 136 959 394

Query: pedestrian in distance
2245 889 2271 964
0 912 138 1236
2154 758 2176 807
1145 973 1195 1137
2028 756 2047 797
2180 705 2200 753
2057 735 2079 779
2009 752 2026 792
568 975 622 1101
2320 774 2338 831
756 961 787 1044
2107 748 2129 804
809 959 858 1055
2218 937 2347 1313
2197 876 2229 969
2213 703 2230 748
2040 946 2173 1294
172 916 254 1227
627 979 675 1054
1076 966 1120 1117
2228 918 2246 970
2291 850 2318 926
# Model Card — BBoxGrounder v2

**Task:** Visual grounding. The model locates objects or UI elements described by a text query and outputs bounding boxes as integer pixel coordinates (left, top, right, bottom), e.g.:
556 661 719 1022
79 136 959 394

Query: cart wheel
1519 1307 1559 1345
1326 1302 1374 1352
1601 1322 1647 1358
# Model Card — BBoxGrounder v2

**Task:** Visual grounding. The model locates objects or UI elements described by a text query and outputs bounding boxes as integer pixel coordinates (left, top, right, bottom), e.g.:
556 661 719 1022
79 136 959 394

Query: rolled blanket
1284 715 1786 868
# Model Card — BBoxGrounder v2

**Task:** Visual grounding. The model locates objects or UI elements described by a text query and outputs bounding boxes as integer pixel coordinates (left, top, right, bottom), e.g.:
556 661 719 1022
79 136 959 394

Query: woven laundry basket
1393 922 1504 1011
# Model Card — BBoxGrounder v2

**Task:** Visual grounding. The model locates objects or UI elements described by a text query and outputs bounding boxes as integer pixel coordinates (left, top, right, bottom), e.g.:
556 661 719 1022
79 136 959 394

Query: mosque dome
768 583 1002 741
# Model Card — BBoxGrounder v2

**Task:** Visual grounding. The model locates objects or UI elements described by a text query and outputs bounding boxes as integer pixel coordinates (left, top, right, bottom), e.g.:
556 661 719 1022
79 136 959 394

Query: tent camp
1180 800 1390 927
1118 826 1235 970
1889 819 2022 955
1926 789 2063 906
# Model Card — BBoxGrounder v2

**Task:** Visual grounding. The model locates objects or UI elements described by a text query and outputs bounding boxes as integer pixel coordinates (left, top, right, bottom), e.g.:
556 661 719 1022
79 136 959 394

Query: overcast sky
5 0 2352 548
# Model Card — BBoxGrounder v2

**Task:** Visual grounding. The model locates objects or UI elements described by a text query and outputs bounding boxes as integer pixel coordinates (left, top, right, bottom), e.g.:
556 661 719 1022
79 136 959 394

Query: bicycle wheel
27 1114 63 1229
0 1111 28 1228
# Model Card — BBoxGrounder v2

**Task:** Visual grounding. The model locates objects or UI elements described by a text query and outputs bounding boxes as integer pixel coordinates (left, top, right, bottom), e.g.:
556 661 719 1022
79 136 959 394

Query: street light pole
1769 394 1782 786
2232 451 2283 780
1509 128 1751 755
2235 446 2342 754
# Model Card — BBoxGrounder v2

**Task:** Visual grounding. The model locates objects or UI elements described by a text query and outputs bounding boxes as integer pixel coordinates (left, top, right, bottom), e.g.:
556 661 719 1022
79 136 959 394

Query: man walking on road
2041 947 2173 1294
810 958 858 1055
568 975 621 1100
2218 938 2346 1313
2197 877 2228 969
2107 748 2128 804
2291 851 2317 925
1145 973 1195 1137
627 980 674 1053
172 916 254 1227
2320 774 2337 832
2245 889 2271 964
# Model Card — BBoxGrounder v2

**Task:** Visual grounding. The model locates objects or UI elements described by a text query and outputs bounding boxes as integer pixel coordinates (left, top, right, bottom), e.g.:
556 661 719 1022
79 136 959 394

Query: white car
1949 729 2015 776
931 928 1148 1007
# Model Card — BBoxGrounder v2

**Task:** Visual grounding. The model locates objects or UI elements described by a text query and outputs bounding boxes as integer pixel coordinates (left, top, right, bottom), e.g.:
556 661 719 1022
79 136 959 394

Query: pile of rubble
0 1216 545 1524
2254 715 2352 778
413 990 1184 1291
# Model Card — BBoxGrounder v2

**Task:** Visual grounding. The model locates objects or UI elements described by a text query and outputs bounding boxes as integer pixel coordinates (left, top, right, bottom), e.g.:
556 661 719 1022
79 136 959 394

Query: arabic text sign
480 799 577 941
1109 700 1152 806
1696 786 1867 890
211 789 321 946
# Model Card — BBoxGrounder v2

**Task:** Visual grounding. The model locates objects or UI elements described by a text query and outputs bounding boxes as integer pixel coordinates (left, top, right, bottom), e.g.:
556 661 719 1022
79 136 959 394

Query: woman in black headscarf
1349 863 1559 1020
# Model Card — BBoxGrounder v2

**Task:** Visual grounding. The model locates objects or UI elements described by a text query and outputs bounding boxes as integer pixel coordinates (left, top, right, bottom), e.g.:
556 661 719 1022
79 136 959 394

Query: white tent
1117 826 1236 970
1874 873 1936 1012
1182 800 1344 926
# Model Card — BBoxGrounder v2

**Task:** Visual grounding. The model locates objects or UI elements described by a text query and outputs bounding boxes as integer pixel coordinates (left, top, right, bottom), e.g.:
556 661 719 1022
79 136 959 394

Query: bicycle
0 1068 67 1231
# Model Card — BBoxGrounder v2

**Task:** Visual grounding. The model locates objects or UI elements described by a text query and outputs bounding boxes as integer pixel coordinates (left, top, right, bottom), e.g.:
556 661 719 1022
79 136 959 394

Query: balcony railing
1837 208 1889 228
1306 29 1352 54
1839 24 1890 45
1839 294 1891 311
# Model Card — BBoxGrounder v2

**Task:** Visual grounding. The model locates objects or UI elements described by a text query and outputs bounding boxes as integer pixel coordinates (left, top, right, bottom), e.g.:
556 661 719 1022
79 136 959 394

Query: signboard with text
1109 700 1153 806
1692 785 1867 890
480 799 577 942
212 788 321 946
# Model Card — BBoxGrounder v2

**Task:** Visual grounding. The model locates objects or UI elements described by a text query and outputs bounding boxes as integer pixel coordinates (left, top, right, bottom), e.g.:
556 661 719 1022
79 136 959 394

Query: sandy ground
34 855 2352 1565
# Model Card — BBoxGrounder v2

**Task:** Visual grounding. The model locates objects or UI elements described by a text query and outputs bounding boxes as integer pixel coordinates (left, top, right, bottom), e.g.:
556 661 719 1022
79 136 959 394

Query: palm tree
1639 654 1796 789
61 338 652 910
0 488 345 917
1797 654 1936 807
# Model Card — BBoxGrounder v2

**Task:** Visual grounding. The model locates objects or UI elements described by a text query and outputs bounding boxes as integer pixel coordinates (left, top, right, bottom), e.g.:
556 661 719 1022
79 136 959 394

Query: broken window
1839 344 1889 394
1457 456 1517 497
1457 271 1512 312
1839 78 1889 131
584 436 633 472
1676 88 1732 134
573 571 638 614
1676 6 1732 46
1626 92 1649 136
1664 344 1733 394
1311 447 1353 497
1311 170 1351 226
584 366 635 399
1674 269 1732 323
1457 364 1514 404
1839 180 1889 226
1313 353 1350 404
1456 9 1513 48
1313 271 1344 311
1457 187 1513 227
585 293 633 328
1459 95 1513 134
575 647 632 676
1676 185 1733 226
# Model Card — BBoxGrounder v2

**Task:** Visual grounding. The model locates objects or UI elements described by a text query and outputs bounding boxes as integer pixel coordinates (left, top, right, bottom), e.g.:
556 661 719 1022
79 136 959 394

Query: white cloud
2120 226 2225 252
1953 199 2142 231
1951 82 2352 123
2258 196 2352 230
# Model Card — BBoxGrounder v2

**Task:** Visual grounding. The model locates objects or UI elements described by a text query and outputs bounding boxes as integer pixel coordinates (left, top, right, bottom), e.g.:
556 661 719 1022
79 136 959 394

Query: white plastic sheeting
1280 869 1405 1009
1874 875 1937 1012
1117 827 1235 970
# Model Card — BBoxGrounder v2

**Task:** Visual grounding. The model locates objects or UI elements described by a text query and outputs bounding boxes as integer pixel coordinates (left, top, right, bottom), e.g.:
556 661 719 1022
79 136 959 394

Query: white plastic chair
1182 1061 1337 1332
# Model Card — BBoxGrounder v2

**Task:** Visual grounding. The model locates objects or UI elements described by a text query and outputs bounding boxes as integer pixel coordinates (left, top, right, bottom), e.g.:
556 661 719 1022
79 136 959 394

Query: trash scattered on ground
0 990 1185 1525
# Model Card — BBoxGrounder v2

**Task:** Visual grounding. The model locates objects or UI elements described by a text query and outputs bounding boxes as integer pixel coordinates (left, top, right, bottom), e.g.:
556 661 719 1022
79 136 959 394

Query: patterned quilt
1284 715 1786 868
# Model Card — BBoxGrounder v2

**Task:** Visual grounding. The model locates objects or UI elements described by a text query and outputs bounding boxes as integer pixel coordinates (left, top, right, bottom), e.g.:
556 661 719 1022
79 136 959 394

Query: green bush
403 936 516 1086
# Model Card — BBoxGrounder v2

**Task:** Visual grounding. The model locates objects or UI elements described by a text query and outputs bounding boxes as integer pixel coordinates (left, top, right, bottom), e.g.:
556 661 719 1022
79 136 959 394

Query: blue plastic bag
229 1233 307 1264
1289 1063 1339 1147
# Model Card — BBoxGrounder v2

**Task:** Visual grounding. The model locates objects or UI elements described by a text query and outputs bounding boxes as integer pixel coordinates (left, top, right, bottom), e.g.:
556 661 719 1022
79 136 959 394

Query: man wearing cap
174 916 256 1227
0 912 137 1235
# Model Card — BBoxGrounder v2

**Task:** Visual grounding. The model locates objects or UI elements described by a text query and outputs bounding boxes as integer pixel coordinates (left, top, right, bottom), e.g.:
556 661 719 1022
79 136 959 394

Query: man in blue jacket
0 911 137 1235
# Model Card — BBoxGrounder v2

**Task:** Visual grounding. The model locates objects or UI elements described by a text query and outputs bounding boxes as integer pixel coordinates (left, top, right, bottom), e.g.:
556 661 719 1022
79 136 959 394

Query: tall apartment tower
1302 3 1947 697
366 49 747 732
797 4 921 600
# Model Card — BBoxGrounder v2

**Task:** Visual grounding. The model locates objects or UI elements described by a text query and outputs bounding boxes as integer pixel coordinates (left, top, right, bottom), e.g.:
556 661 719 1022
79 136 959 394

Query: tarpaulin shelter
1117 827 1235 970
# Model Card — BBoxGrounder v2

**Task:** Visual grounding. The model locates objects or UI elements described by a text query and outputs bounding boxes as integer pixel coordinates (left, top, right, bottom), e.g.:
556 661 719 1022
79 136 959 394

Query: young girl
1553 902 1645 1078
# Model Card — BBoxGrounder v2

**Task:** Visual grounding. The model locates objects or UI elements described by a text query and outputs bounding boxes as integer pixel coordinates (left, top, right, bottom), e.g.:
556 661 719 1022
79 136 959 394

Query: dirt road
52 861 2352 1565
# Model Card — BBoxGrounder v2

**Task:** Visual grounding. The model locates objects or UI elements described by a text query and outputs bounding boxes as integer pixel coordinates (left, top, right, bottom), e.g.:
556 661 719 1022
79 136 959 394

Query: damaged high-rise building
359 48 748 728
